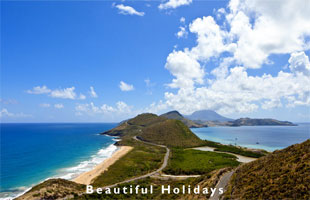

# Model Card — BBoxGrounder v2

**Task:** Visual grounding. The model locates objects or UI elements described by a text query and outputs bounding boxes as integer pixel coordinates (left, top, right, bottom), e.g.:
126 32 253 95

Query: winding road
102 136 170 189
101 136 238 200
209 171 234 200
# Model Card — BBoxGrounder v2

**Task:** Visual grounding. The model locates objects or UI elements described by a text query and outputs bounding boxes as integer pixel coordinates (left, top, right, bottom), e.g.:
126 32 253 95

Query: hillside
103 113 207 148
230 117 296 126
140 119 206 147
225 139 310 199
102 113 167 137
160 110 206 128
16 179 84 200
186 110 233 122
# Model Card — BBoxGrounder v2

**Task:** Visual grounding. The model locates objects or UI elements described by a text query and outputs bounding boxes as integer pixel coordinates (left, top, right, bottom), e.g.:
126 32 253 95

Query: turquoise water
192 123 310 151
0 123 117 199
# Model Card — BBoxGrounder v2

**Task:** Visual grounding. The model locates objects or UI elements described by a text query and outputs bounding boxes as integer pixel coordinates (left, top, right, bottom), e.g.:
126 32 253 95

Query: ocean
1 123 310 199
192 123 310 151
0 123 117 199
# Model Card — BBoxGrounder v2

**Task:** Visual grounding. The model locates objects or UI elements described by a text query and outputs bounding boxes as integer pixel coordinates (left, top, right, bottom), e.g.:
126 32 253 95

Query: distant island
160 110 296 128
17 112 308 200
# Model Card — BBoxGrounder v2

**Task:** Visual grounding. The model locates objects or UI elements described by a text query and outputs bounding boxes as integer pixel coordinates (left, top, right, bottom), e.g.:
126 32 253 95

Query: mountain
160 110 206 128
225 139 310 199
186 110 233 122
230 117 296 126
103 113 206 148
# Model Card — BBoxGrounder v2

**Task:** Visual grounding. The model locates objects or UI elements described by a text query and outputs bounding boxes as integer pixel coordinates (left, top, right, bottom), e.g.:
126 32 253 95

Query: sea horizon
0 123 118 199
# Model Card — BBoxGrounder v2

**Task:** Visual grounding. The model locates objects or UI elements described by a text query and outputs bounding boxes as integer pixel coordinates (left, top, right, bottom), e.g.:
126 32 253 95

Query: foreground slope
225 139 310 199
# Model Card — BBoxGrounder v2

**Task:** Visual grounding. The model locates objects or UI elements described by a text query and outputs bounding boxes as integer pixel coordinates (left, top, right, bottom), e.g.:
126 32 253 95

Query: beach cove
0 123 118 199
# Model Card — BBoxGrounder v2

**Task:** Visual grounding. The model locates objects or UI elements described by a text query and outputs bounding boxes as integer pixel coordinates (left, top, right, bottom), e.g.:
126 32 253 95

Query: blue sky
1 0 310 122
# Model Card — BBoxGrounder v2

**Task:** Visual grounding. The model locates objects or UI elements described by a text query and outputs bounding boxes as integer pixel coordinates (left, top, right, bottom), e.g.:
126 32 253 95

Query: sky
1 0 310 123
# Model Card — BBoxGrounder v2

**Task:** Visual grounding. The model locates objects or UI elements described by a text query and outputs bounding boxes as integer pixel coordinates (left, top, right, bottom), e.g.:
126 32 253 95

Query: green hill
225 139 310 199
140 119 206 147
102 113 166 137
103 113 206 148
160 110 206 128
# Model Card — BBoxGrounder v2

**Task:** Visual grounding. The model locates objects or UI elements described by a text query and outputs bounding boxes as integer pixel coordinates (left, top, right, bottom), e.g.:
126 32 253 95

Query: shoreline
73 146 133 185
192 146 257 163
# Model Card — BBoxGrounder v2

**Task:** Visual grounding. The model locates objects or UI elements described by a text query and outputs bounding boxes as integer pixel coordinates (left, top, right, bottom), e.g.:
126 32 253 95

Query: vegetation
102 113 167 137
92 138 166 187
140 119 206 148
204 140 267 158
77 168 232 200
225 139 310 199
16 179 84 200
230 117 296 126
77 177 203 200
104 113 207 148
160 110 206 128
163 148 239 175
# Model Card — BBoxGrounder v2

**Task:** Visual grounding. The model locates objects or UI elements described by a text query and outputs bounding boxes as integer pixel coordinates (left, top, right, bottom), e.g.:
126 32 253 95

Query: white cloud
75 101 132 116
79 94 86 100
159 0 310 115
176 26 188 38
164 66 310 115
115 4 145 16
288 51 310 76
0 108 31 118
89 86 98 98
27 85 51 94
165 50 204 89
119 81 134 91
40 103 50 108
50 87 76 99
54 104 64 109
226 0 310 68
261 99 282 110
0 108 14 117
27 86 79 100
180 17 186 23
0 98 18 105
159 0 192 10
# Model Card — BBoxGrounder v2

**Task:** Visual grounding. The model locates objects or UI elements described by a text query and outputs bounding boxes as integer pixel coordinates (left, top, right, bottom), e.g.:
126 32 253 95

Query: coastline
73 146 133 185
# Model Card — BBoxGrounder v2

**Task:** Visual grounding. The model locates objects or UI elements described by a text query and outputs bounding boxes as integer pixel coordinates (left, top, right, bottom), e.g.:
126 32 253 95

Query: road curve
102 136 170 189
209 171 234 200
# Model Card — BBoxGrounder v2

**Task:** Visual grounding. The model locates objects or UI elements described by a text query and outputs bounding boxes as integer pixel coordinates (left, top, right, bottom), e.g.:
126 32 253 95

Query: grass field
163 148 240 175
92 138 166 187
203 140 267 158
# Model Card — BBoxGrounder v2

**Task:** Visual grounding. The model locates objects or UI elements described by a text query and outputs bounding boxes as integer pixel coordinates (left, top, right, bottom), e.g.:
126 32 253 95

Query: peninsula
17 112 308 200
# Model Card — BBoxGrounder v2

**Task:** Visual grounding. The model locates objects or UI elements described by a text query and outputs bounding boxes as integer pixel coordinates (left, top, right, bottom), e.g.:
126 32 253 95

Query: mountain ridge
185 110 233 122
160 110 206 128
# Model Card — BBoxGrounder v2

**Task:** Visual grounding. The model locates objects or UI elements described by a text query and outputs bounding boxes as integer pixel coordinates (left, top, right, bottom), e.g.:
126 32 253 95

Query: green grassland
163 148 240 175
203 140 267 158
92 138 166 187
140 119 206 148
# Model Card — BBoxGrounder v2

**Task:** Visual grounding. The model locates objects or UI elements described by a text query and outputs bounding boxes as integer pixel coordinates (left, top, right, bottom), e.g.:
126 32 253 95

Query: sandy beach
73 146 133 185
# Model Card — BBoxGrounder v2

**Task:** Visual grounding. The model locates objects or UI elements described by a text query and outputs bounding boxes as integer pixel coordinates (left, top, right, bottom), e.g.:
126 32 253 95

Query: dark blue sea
0 123 117 199
1 123 310 199
192 123 310 152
